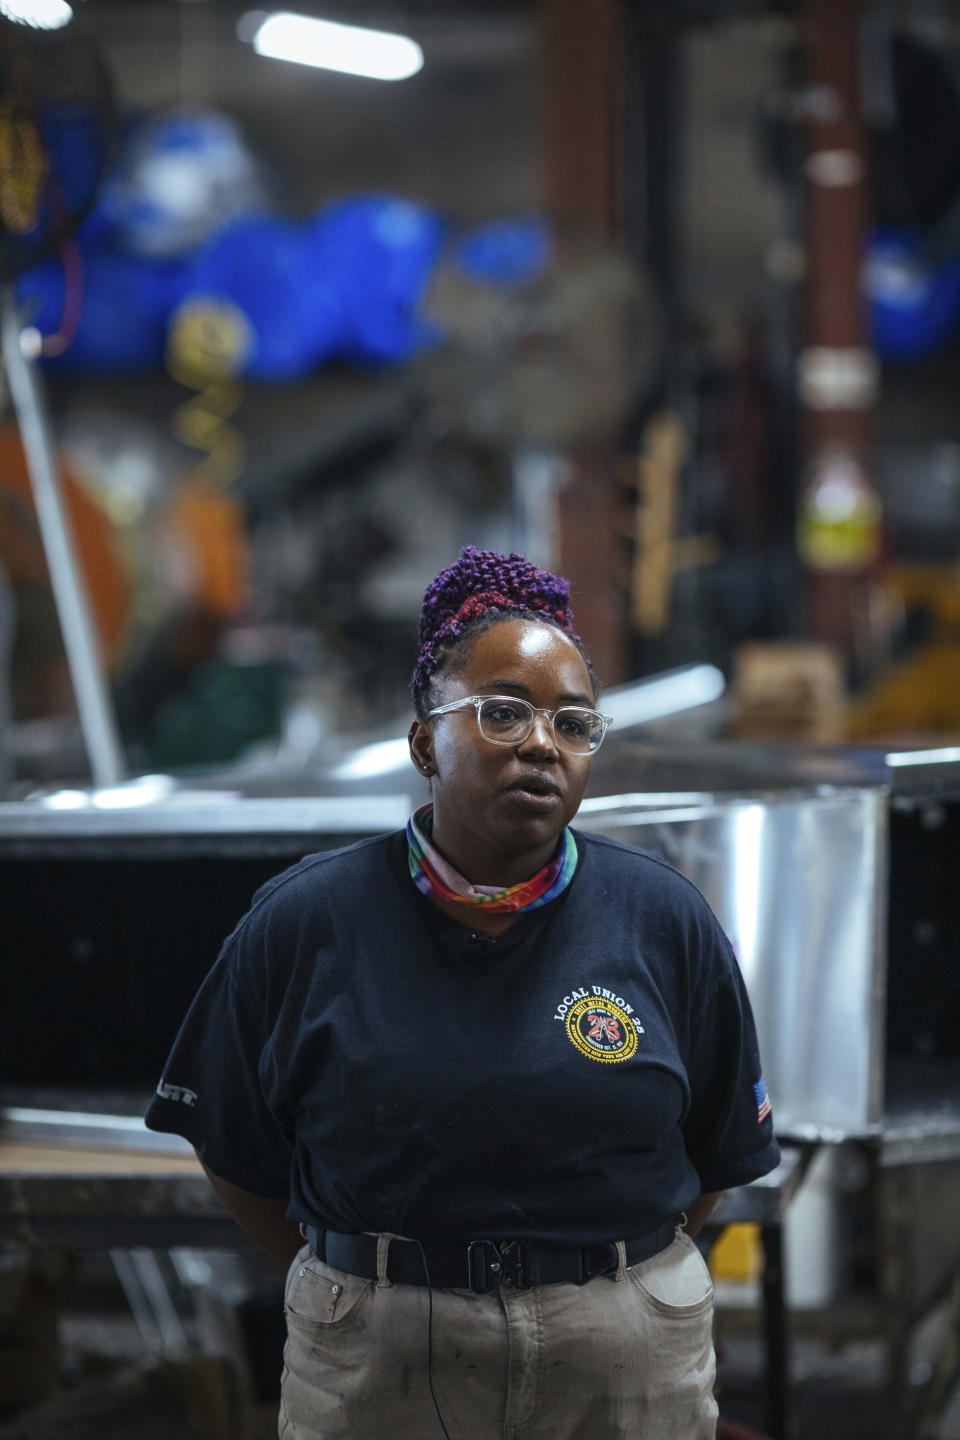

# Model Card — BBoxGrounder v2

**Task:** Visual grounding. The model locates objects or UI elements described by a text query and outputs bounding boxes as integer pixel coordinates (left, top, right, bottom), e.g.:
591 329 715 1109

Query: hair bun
411 546 583 708
417 546 575 650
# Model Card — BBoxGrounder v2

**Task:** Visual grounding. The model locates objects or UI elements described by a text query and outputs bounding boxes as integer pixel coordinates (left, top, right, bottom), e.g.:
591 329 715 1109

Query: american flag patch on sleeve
752 1076 772 1124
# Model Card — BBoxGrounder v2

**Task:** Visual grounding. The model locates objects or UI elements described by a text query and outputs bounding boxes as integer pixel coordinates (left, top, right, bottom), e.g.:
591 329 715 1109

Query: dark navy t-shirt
145 828 779 1245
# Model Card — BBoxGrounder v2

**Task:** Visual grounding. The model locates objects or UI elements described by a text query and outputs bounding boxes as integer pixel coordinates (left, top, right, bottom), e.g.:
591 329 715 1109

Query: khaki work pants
279 1229 718 1439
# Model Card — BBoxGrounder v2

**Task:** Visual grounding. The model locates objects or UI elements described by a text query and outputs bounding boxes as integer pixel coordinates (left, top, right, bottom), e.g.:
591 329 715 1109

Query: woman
146 546 779 1440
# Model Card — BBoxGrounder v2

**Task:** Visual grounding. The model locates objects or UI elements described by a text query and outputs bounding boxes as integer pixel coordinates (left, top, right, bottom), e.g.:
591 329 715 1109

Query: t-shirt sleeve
144 923 293 1198
682 922 780 1193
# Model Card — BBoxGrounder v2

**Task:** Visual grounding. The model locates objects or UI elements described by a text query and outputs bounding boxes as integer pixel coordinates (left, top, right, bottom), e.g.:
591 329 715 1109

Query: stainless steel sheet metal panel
576 790 887 1137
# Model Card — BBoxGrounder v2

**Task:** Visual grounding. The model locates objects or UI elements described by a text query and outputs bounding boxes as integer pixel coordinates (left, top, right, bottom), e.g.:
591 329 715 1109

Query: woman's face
409 618 595 878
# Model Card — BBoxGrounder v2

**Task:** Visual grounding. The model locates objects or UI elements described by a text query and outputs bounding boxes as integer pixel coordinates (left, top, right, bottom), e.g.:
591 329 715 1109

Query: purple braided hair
410 546 589 713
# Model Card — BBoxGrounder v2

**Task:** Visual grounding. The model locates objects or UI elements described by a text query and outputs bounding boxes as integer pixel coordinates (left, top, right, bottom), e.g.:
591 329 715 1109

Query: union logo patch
564 996 639 1063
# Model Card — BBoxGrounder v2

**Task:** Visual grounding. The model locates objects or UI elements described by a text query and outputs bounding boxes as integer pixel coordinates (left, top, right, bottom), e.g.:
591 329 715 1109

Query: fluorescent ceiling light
886 746 960 768
601 665 725 728
246 11 423 81
91 774 174 809
331 736 411 781
41 788 88 810
0 0 72 27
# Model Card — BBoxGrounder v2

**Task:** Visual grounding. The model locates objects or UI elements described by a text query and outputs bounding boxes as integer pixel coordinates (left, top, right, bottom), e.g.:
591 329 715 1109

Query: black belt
302 1220 677 1295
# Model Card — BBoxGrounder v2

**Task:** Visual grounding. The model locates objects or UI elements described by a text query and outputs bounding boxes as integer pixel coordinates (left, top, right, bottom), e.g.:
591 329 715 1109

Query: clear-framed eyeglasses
425 694 612 755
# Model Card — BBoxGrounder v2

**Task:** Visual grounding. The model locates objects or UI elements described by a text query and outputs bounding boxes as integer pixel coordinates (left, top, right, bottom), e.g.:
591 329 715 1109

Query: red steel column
800 0 880 654
541 0 627 683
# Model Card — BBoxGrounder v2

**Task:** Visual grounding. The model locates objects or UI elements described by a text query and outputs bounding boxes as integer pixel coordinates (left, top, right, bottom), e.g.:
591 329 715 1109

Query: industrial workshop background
1 2 960 1439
